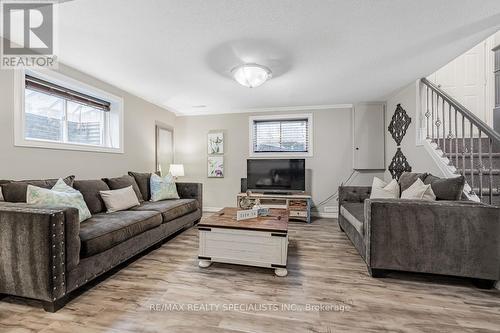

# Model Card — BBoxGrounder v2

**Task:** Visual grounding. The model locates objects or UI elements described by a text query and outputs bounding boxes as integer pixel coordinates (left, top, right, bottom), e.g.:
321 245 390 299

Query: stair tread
457 168 500 172
457 169 500 176
444 152 500 157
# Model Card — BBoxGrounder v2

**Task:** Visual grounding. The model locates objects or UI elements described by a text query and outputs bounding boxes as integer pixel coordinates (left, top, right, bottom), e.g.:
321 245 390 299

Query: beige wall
384 81 443 181
0 64 176 180
175 108 383 213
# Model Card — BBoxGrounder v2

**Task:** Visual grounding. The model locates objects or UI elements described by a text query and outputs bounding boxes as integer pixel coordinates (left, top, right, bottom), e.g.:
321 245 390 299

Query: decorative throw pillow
0 187 3 201
103 175 144 202
52 178 79 193
27 184 92 223
423 174 465 201
150 173 179 202
398 172 428 193
370 177 400 199
401 178 436 201
128 171 153 201
73 179 110 215
99 186 140 213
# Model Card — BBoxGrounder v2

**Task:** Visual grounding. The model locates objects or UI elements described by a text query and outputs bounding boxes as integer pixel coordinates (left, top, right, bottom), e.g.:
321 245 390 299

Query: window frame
14 68 124 154
248 113 313 158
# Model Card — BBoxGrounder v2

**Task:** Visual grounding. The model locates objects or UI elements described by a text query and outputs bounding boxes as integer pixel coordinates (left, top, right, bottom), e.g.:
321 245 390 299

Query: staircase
421 78 500 206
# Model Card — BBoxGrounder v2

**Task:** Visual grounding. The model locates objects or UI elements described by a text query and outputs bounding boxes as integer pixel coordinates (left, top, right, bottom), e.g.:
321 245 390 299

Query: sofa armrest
364 199 500 280
0 203 80 301
176 182 203 209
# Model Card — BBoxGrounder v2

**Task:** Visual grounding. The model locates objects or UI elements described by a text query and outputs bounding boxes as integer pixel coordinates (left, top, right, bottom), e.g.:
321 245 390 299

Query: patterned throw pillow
150 173 179 202
27 183 92 222
52 178 79 193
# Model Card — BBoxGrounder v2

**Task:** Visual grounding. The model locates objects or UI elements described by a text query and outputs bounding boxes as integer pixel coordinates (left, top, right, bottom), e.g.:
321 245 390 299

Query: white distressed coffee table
198 207 289 277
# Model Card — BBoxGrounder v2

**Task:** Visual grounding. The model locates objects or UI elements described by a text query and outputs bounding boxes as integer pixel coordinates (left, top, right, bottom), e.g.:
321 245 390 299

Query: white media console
236 192 312 223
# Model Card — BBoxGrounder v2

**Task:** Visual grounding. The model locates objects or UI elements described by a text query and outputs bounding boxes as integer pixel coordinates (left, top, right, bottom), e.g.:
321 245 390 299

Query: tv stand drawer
289 210 308 218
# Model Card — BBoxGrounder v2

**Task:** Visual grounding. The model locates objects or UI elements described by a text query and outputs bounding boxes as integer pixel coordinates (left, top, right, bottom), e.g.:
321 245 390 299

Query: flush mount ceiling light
231 63 272 88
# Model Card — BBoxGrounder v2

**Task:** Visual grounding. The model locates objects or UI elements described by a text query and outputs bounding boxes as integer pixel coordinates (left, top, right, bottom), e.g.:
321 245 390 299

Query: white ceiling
56 0 500 115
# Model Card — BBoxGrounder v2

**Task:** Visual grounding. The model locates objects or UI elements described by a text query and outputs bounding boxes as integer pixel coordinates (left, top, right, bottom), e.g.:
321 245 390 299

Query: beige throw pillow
401 178 436 201
100 185 140 213
370 177 400 199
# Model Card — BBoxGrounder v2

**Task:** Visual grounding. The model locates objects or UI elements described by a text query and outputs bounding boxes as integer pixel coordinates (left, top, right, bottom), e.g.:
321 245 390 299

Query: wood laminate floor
1 216 499 333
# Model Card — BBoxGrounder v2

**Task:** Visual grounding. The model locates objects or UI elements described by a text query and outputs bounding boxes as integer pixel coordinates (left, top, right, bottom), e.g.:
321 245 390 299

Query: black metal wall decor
388 148 412 180
387 103 412 180
388 104 412 146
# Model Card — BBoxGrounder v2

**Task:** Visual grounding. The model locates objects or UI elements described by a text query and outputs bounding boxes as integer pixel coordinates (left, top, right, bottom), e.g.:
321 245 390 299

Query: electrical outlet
324 206 336 213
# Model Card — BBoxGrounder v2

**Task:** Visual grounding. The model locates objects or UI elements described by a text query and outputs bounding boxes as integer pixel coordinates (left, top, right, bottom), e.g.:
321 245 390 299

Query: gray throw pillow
103 175 144 202
73 179 110 214
1 175 75 203
398 172 428 193
128 171 153 201
423 174 465 201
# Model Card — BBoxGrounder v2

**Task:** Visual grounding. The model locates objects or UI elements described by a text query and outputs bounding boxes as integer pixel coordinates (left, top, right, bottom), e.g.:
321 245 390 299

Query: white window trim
14 68 124 154
248 113 313 158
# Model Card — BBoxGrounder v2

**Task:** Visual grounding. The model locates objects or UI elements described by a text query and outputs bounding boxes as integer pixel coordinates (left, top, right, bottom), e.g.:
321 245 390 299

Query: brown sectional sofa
0 173 202 312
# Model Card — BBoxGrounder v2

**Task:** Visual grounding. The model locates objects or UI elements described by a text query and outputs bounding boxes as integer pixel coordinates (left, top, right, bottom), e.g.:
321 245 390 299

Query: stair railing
421 77 500 205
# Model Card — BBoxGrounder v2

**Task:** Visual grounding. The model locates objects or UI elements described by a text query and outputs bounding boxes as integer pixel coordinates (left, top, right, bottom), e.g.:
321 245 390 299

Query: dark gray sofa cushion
131 199 198 223
79 210 162 258
2 175 75 202
128 171 152 201
399 172 428 193
73 179 110 214
424 174 465 200
340 202 364 235
103 175 144 202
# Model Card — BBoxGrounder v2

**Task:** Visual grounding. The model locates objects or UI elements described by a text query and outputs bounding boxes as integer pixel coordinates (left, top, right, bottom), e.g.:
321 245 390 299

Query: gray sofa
0 172 202 312
338 184 500 288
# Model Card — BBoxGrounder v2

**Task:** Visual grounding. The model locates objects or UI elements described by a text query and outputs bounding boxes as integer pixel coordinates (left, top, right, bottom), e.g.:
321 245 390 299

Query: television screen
246 159 305 193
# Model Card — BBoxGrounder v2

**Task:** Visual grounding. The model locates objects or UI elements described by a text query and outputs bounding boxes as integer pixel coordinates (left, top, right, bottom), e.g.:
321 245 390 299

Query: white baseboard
312 206 338 219
203 207 224 213
312 211 338 219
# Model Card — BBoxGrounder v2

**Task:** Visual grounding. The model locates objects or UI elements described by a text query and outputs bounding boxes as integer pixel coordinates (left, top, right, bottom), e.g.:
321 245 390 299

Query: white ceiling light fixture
231 63 272 88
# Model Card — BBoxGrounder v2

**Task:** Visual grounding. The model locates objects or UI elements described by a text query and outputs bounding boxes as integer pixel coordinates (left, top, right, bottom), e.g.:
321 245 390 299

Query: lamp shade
169 164 185 177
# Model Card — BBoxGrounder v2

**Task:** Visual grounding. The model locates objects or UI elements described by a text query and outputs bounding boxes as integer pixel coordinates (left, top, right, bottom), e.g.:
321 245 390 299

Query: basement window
14 69 123 153
249 114 313 157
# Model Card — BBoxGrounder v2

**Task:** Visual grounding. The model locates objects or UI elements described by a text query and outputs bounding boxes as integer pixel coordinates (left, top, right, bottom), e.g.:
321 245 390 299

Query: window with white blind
14 69 124 153
249 114 313 157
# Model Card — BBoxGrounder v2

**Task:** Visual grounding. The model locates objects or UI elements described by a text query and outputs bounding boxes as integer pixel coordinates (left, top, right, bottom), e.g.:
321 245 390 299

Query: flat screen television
246 159 305 193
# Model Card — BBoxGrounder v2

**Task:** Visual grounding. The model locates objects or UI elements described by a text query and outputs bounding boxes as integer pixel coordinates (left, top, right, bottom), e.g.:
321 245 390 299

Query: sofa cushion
79 210 162 257
340 202 364 235
131 198 198 223
103 175 144 202
424 174 465 201
73 179 110 214
128 171 152 201
398 172 428 193
1 175 75 203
